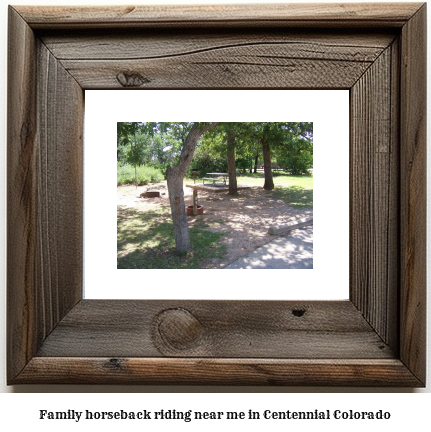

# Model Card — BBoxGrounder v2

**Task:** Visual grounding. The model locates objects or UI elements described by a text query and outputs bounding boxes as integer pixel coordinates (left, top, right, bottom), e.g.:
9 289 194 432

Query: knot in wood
116 71 150 87
292 308 306 317
155 308 203 351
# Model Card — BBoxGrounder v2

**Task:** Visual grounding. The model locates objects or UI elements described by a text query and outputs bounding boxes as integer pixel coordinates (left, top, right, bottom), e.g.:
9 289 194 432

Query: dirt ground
118 182 313 268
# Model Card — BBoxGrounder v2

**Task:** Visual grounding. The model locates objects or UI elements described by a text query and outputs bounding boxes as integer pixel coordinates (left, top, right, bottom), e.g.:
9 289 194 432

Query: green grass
270 186 313 209
237 172 313 209
239 171 312 188
185 171 312 188
117 207 226 269
117 163 164 186
184 171 313 209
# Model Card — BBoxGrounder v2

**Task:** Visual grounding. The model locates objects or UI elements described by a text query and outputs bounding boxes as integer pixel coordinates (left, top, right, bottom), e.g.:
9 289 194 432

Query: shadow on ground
225 227 313 269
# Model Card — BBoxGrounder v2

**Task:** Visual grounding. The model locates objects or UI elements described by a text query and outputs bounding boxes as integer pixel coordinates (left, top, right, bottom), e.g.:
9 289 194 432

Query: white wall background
0 0 429 419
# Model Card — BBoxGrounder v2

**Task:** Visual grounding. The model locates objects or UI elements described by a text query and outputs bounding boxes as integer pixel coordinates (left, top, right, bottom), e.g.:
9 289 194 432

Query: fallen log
140 190 161 198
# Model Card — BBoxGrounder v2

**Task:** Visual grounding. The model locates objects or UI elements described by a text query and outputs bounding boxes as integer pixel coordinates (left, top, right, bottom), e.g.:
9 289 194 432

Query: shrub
117 163 164 186
276 138 313 176
188 151 228 178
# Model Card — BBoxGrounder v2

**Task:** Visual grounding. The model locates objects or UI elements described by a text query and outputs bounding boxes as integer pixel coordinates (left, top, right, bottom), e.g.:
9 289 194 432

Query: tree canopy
117 122 313 176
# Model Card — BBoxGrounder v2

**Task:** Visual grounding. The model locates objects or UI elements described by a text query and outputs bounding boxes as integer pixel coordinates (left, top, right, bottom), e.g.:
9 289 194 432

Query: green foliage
235 157 253 172
117 121 313 183
117 207 226 269
280 153 313 175
117 122 186 171
237 123 313 173
188 149 228 177
117 163 164 186
149 133 182 171
276 133 313 175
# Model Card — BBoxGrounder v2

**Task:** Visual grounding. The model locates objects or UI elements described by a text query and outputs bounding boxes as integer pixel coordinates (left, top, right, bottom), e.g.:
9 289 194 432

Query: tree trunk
166 122 218 252
254 153 259 173
166 173 190 252
134 164 137 188
227 129 238 195
262 140 274 190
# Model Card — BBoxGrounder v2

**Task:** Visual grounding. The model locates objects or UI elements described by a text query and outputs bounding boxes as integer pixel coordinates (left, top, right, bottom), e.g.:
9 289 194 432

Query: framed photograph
7 3 426 386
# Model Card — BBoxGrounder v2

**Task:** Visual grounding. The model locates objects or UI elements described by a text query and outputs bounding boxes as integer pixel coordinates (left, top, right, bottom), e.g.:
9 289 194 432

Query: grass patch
238 171 313 188
230 172 313 209
274 172 313 189
117 207 226 269
117 163 164 186
271 186 313 209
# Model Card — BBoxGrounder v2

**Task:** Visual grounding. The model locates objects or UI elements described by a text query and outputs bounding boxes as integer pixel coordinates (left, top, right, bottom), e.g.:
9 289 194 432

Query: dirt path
118 182 312 268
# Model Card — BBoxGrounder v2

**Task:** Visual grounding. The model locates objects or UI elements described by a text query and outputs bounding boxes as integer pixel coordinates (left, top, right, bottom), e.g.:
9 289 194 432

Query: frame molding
7 3 426 386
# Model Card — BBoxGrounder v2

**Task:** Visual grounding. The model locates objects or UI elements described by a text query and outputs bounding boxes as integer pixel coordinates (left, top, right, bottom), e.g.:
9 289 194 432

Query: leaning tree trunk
262 140 274 190
166 122 218 252
227 129 238 195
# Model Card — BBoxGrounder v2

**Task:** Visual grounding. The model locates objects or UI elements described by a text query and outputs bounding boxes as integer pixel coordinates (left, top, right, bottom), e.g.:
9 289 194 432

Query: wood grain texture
387 38 401 354
36 300 393 359
399 3 427 385
7 6 38 381
41 31 395 60
15 3 423 29
350 43 399 349
40 30 394 89
35 40 84 336
15 358 423 386
7 6 83 383
7 3 427 386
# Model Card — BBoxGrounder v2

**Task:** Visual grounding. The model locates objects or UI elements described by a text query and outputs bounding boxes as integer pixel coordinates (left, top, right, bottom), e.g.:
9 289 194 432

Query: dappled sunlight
272 185 313 209
117 204 176 266
118 174 313 268
117 201 226 269
195 187 312 265
226 227 313 269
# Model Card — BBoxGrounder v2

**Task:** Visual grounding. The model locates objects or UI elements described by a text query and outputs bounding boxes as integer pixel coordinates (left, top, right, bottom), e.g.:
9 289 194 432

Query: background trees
117 122 313 178
235 122 313 189
275 122 313 175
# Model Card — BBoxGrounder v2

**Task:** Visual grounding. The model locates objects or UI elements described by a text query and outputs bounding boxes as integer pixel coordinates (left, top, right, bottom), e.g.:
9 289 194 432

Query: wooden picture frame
7 3 426 386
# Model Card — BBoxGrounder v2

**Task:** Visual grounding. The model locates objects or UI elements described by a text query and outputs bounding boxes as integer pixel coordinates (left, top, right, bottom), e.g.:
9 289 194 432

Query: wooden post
193 190 198 216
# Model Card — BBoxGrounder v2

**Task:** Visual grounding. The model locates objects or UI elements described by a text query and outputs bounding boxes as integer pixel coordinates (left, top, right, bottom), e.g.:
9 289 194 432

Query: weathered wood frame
7 3 426 386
